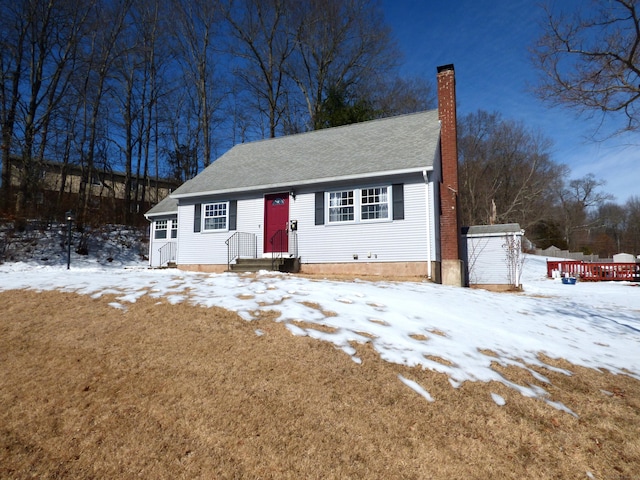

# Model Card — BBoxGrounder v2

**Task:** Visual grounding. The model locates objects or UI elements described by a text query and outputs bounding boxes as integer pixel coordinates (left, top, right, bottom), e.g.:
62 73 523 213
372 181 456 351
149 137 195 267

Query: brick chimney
437 64 463 286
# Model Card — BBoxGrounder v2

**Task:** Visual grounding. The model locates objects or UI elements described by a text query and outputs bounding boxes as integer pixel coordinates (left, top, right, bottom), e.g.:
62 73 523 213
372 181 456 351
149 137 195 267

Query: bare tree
623 196 640 253
1 0 91 214
111 0 169 223
72 0 133 223
532 0 640 135
458 110 565 231
596 202 627 254
287 0 397 130
369 76 436 117
0 1 28 210
557 174 614 250
315 75 436 129
504 233 525 289
171 0 226 169
223 0 294 138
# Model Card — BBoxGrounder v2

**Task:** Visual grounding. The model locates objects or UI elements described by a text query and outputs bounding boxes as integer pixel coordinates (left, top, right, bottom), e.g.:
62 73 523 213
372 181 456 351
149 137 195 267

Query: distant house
462 223 525 290
145 64 465 286
5 157 177 221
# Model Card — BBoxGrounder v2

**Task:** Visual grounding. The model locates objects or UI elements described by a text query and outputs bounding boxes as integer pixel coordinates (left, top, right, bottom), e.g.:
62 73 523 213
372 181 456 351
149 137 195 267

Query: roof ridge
232 109 438 148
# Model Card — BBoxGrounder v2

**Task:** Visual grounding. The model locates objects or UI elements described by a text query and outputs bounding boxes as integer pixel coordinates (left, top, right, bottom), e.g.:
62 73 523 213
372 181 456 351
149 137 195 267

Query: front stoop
229 257 300 273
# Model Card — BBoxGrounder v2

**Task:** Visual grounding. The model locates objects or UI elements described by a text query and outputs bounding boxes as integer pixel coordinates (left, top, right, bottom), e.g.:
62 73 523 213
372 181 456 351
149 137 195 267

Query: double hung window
361 187 389 220
203 202 228 231
154 220 168 239
327 186 390 224
328 190 355 222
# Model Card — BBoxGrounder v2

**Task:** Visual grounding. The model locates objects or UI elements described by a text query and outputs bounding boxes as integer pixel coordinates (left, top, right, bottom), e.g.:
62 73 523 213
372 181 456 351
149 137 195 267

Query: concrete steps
229 257 300 273
229 258 279 272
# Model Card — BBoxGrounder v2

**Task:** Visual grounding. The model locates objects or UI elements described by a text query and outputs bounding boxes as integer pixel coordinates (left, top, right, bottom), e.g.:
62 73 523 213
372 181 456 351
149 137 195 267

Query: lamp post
66 211 74 270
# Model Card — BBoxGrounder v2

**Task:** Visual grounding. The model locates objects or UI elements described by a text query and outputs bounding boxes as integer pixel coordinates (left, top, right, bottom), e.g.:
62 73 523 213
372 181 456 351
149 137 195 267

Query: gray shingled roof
145 194 178 217
171 110 441 199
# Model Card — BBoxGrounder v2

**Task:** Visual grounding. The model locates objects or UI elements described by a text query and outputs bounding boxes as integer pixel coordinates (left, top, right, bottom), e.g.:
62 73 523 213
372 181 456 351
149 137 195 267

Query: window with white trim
170 219 178 238
326 186 391 224
203 202 228 230
154 220 168 239
361 186 389 221
328 190 355 223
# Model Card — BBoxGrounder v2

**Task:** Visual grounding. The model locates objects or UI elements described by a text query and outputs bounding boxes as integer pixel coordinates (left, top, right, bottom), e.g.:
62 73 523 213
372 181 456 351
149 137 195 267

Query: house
145 64 464 286
4 157 178 222
145 194 178 267
462 223 525 290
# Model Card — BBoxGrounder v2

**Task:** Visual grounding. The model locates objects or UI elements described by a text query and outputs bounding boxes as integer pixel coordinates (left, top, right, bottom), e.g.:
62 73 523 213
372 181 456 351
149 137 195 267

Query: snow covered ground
1 244 639 417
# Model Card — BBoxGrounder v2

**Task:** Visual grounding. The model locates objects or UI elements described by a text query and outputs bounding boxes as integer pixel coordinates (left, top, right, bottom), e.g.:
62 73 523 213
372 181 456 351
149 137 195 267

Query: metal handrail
270 229 298 271
226 232 257 270
158 241 177 267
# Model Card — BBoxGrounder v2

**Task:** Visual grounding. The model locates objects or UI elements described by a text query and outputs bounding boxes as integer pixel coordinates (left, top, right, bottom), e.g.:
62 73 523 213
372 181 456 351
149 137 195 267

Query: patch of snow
0 247 639 416
398 375 435 402
491 393 506 406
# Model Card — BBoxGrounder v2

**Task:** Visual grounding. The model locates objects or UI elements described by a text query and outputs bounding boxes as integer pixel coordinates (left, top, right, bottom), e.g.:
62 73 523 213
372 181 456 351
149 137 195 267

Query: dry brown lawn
1 290 639 479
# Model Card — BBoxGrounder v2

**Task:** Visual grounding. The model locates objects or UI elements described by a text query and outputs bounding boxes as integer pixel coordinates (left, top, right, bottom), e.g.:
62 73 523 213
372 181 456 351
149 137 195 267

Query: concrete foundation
299 261 432 279
178 261 436 279
470 284 523 292
441 259 464 287
178 264 227 274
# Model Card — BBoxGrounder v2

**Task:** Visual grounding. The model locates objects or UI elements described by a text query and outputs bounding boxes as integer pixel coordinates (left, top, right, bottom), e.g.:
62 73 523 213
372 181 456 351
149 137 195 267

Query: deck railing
547 260 640 282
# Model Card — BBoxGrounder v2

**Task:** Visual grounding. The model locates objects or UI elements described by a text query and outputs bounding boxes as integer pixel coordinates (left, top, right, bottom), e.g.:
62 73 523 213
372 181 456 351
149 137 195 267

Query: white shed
613 253 636 263
462 223 525 290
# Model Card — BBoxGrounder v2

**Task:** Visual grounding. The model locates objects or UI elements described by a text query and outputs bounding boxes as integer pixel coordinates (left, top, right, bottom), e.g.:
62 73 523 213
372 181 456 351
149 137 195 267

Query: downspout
423 169 432 280
148 221 153 267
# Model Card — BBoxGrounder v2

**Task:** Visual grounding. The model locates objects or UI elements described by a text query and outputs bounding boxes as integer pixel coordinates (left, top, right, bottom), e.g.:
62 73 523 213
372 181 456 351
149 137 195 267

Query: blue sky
381 0 640 204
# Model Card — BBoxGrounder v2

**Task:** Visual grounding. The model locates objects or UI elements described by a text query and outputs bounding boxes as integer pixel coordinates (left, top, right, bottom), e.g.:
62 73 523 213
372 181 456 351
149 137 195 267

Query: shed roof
462 223 523 237
171 110 441 199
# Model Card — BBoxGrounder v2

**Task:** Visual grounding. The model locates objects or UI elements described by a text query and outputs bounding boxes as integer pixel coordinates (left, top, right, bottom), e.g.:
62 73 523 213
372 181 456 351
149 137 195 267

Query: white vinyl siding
465 233 522 285
292 176 431 264
174 173 435 268
148 215 178 267
177 197 263 265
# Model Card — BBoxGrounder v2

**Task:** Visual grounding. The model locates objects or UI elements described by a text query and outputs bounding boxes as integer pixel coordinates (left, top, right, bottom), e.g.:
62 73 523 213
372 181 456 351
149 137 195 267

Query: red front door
264 193 289 253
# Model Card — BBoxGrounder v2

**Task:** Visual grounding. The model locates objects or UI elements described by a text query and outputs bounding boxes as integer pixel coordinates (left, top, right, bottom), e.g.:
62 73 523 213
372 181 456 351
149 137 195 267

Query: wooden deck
547 260 640 282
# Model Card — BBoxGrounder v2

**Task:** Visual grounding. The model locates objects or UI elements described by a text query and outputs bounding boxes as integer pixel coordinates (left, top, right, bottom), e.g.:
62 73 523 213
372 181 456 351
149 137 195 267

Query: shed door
264 193 289 253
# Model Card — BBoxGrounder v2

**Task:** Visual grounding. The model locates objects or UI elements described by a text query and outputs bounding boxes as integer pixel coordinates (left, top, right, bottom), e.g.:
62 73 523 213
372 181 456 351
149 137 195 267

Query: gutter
171 165 435 200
